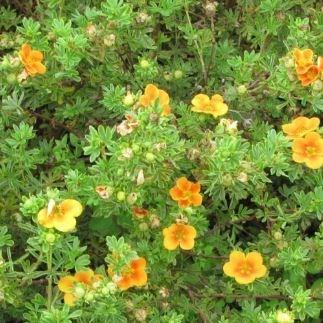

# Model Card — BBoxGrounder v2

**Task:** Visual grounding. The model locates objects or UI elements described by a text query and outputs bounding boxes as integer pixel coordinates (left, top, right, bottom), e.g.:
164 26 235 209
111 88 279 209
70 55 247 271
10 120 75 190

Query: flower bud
145 152 155 162
127 192 138 205
284 58 294 68
117 191 126 201
275 310 294 323
74 285 86 298
140 59 150 69
174 70 183 79
273 231 283 240
123 92 135 106
45 233 56 244
312 80 323 92
237 84 247 94
269 256 279 268
84 291 95 302
163 71 173 81
6 73 16 84
222 174 233 186
139 223 149 231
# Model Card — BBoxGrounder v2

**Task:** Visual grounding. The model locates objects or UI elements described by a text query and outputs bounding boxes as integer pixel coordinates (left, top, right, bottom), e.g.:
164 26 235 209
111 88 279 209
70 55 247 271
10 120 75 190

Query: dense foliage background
0 0 322 322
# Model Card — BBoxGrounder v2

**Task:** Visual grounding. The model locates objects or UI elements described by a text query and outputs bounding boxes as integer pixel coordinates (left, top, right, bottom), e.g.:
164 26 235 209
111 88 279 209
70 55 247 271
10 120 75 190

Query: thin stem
47 246 53 309
6 247 14 272
184 1 208 85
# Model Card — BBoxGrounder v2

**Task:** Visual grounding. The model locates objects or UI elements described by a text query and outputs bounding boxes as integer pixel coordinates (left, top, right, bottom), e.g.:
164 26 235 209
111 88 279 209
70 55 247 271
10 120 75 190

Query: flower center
306 146 316 156
174 227 186 241
239 262 252 275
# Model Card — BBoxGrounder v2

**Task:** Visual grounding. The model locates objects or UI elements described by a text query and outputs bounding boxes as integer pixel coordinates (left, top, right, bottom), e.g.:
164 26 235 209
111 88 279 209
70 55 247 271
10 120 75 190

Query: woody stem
47 245 53 309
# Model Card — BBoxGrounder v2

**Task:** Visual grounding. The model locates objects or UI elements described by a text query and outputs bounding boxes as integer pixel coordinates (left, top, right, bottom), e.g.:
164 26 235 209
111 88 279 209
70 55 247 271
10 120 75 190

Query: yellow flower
58 269 102 306
282 116 320 139
37 199 83 232
191 94 228 118
292 132 323 169
163 223 197 250
19 43 46 76
223 251 267 284
293 48 314 74
139 84 171 116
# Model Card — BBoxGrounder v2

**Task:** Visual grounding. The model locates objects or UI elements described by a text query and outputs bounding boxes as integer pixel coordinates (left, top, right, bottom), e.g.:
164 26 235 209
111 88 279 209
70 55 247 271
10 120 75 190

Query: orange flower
139 84 171 116
19 43 46 76
223 251 267 284
282 116 320 139
318 56 323 71
297 65 320 86
191 93 228 118
58 269 102 306
132 207 149 218
163 223 197 250
293 48 314 74
37 199 83 232
169 177 202 208
292 132 323 169
108 257 148 290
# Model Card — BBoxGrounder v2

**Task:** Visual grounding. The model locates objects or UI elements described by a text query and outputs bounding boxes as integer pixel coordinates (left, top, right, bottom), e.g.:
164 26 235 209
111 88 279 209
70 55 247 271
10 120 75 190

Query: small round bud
117 191 126 201
145 152 155 162
74 285 86 298
276 310 294 323
123 92 135 106
132 144 140 152
6 73 17 84
284 58 294 68
163 71 173 81
222 174 233 186
45 233 56 244
273 231 283 240
312 80 323 91
269 257 279 268
139 223 149 231
174 70 183 79
140 59 150 68
159 287 169 298
84 291 94 302
127 192 138 205
117 168 124 176
237 84 247 94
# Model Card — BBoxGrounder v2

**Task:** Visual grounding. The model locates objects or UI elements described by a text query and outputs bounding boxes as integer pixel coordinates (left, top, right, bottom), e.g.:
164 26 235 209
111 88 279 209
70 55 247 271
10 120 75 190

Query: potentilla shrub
0 1 322 322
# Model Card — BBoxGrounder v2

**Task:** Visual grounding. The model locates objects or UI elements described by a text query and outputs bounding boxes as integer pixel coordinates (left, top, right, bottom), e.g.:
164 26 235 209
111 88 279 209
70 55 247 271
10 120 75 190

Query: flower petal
190 193 202 206
75 270 94 285
64 293 76 306
59 199 83 218
176 177 191 191
37 208 55 228
169 187 184 201
58 275 76 293
191 94 210 109
53 214 77 232
179 237 195 250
